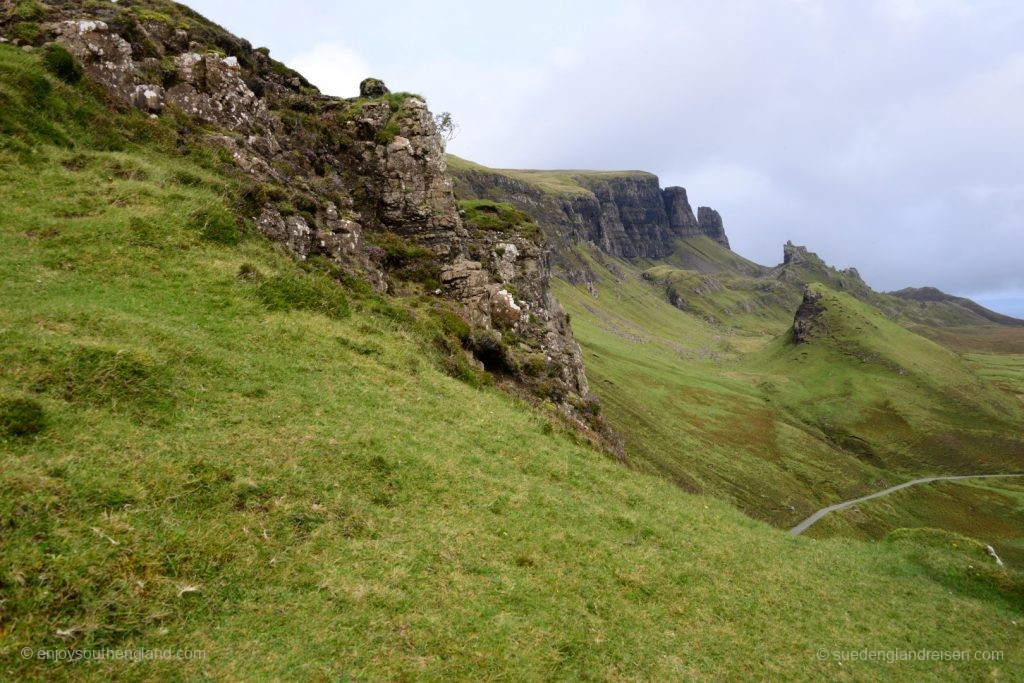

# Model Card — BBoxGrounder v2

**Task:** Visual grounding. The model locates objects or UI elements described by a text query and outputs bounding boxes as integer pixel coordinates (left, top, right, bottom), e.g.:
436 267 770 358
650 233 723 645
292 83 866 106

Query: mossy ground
459 198 537 236
2 42 1024 681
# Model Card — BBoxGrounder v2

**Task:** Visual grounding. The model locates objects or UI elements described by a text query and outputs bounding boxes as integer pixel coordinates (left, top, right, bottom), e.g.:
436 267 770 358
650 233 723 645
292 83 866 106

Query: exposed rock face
792 287 827 344
782 240 819 267
4 2 592 413
696 207 729 248
450 167 732 262
662 187 698 235
53 20 136 95
341 98 466 259
452 222 590 398
776 241 872 298
164 52 273 132
580 174 674 258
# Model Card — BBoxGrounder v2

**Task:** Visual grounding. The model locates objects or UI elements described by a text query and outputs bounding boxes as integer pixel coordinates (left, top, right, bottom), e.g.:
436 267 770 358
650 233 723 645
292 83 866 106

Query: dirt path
789 474 1024 536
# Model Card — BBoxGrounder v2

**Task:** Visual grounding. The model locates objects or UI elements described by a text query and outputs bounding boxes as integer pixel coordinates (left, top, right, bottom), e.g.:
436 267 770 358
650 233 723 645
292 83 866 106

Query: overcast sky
188 0 1024 316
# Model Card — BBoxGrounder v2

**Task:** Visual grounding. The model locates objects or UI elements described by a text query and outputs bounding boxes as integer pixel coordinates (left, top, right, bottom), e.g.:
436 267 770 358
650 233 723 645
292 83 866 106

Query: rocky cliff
0 2 592 414
449 159 730 262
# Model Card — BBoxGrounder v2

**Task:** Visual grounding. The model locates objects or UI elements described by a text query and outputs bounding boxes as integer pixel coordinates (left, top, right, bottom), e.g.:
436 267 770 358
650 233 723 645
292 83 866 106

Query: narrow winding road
789 473 1024 536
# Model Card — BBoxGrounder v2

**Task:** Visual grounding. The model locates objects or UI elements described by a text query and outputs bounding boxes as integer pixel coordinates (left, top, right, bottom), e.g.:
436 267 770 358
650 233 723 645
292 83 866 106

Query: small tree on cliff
434 112 459 142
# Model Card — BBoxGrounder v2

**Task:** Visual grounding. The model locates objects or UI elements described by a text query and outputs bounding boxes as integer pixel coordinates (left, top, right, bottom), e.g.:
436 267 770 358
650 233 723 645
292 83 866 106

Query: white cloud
286 43 373 98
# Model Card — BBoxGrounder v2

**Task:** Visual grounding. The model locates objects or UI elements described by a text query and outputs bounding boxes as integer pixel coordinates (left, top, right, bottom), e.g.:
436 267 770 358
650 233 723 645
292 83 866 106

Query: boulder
359 77 390 98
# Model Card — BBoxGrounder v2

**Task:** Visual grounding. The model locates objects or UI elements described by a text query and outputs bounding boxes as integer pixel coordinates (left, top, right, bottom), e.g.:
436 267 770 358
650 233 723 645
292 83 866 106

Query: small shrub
374 119 400 145
437 309 471 344
40 44 82 84
442 353 491 388
15 68 50 104
0 397 45 438
522 353 547 377
573 395 602 417
374 233 428 268
172 169 205 187
237 182 268 216
13 0 45 21
255 273 350 319
190 205 241 245
11 21 41 44
368 232 440 288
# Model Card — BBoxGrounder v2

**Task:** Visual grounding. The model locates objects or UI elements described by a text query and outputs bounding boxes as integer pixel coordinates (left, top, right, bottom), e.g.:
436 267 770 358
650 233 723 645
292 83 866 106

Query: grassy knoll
2 42 1024 680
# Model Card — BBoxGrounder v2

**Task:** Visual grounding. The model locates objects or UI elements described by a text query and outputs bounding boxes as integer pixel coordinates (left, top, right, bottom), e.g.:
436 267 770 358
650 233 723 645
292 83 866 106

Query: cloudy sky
188 0 1024 316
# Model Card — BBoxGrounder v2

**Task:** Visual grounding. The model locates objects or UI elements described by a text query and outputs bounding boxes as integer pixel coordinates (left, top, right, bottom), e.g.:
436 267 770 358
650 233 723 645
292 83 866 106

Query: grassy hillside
3 42 1024 680
447 154 654 196
555 243 1024 542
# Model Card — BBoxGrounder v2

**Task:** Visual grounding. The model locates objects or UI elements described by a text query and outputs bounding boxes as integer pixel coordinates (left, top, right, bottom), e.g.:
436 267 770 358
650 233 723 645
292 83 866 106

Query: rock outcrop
792 287 827 344
450 164 732 261
1 2 592 415
696 207 729 248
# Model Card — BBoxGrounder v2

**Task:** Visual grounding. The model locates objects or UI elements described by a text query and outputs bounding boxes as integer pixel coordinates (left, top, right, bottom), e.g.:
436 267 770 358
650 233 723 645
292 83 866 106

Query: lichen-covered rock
53 20 135 96
257 208 314 258
131 83 164 113
489 289 523 328
345 96 466 258
165 52 273 132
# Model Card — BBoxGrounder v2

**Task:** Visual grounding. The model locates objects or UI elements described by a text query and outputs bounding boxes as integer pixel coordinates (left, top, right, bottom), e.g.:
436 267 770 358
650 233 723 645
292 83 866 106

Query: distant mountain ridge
448 156 1022 329
890 287 1024 326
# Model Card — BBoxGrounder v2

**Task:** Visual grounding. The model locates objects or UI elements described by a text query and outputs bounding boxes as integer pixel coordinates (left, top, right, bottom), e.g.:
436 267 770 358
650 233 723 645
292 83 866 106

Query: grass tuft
40 44 82 84
254 273 350 319
0 396 46 438
190 204 242 245
32 347 176 418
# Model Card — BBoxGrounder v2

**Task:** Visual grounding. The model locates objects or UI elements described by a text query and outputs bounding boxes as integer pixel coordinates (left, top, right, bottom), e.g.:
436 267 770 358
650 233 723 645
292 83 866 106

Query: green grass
556 244 1024 540
3 38 1024 681
0 397 46 439
446 154 655 197
459 198 537 235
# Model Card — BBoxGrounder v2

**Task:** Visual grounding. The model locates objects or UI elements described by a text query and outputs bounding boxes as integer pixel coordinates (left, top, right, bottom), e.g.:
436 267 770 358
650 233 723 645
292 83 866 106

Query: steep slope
2 38 1024 681
450 157 1024 551
553 245 1024 525
0 0 595 423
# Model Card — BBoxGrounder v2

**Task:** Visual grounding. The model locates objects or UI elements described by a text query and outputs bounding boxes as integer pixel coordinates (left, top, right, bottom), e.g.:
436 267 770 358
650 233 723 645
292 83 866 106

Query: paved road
789 474 1024 536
